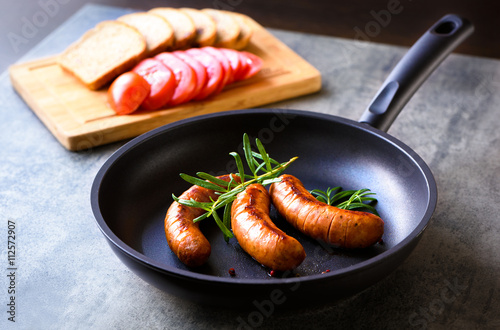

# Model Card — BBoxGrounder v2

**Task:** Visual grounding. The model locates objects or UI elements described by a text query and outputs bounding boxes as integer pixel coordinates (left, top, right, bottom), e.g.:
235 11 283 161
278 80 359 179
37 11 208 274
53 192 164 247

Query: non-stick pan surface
91 14 473 308
92 109 435 307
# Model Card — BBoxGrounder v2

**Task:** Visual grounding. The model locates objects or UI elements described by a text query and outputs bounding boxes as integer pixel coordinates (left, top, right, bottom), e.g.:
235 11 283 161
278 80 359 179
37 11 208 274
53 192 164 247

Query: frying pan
91 14 473 309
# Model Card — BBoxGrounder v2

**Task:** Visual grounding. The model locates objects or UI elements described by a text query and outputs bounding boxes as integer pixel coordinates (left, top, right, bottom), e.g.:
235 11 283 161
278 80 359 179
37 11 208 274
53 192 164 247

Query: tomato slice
132 58 176 110
172 51 207 101
107 71 151 115
235 52 250 81
201 47 232 93
218 48 242 84
155 52 197 106
185 48 223 100
239 51 263 80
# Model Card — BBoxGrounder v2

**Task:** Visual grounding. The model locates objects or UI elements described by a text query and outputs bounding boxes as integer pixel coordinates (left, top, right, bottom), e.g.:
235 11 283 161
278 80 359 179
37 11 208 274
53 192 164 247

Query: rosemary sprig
173 133 297 242
310 187 379 216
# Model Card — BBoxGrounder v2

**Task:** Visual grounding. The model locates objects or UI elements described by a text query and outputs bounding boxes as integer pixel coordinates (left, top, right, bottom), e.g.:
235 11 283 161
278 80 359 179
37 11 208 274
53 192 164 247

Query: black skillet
91 14 473 308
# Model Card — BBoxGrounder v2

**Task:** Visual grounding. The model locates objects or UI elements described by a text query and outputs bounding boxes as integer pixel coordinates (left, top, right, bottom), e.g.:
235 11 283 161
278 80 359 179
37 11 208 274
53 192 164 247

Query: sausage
269 174 384 249
231 183 306 271
165 174 237 267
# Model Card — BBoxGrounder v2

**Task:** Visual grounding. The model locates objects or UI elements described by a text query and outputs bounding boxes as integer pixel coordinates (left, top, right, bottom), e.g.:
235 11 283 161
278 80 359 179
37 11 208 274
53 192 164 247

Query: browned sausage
269 174 384 249
231 183 306 271
165 174 237 267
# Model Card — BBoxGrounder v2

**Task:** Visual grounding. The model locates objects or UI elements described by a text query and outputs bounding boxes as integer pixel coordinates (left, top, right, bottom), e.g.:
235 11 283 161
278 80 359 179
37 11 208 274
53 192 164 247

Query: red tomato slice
219 48 242 84
201 47 232 93
172 51 207 101
132 58 176 110
107 71 151 115
235 52 250 81
185 48 223 100
155 52 197 106
239 51 263 80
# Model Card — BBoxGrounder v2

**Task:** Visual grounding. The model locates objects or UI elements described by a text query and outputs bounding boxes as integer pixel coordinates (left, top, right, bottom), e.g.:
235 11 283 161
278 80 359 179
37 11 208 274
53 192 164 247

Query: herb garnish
310 187 379 216
173 133 297 242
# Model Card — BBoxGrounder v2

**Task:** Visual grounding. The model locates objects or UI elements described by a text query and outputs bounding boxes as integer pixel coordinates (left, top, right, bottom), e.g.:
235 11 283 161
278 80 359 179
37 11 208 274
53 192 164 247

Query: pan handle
359 14 474 132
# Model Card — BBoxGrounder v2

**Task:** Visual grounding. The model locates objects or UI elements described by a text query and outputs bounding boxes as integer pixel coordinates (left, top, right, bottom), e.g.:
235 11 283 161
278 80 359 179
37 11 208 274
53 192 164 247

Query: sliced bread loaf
117 12 174 55
180 8 217 47
149 8 196 49
202 9 240 49
226 12 254 49
58 20 146 90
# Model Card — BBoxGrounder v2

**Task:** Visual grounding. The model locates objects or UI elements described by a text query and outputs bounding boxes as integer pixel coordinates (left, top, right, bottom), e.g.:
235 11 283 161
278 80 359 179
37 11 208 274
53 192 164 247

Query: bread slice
149 8 196 49
201 9 240 48
225 12 254 50
58 20 146 90
117 12 174 55
179 8 217 47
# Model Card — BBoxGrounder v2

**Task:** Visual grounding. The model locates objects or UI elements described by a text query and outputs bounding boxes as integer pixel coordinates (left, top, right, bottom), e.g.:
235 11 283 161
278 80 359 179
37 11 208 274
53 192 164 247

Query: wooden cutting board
9 17 321 151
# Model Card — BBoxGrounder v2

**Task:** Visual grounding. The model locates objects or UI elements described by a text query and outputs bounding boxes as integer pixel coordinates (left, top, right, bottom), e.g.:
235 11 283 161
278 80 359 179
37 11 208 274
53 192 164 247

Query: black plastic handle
359 14 474 132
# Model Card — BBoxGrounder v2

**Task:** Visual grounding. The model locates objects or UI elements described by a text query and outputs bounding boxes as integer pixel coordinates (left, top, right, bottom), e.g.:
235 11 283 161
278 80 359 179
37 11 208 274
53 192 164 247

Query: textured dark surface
1 4 499 329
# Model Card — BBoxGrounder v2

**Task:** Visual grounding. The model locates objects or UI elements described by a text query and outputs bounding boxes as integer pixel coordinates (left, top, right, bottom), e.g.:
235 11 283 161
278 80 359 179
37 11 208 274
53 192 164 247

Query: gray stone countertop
1 4 499 329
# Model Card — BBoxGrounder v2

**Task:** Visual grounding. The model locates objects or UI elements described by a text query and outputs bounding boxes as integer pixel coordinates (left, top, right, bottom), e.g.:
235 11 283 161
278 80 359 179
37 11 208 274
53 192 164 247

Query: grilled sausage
165 174 237 267
231 183 306 271
269 174 384 249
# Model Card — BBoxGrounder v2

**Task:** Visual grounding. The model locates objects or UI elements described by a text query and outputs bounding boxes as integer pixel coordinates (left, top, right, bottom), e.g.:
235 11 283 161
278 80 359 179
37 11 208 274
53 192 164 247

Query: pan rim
91 108 437 286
